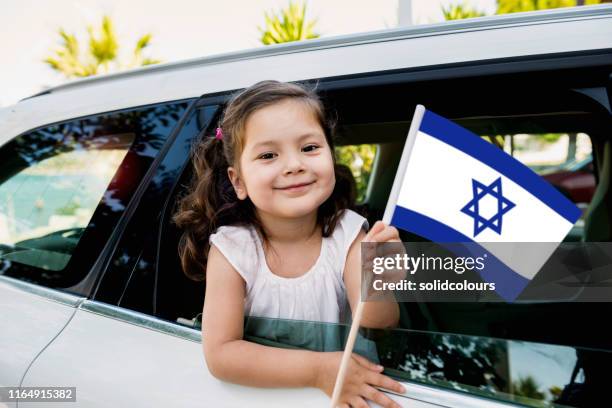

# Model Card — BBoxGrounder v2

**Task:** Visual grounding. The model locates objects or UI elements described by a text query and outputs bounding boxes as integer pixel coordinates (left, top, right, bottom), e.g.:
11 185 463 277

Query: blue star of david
461 177 516 237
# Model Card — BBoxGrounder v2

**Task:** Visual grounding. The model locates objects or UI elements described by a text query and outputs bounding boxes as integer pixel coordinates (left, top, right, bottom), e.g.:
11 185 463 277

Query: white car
1 5 612 407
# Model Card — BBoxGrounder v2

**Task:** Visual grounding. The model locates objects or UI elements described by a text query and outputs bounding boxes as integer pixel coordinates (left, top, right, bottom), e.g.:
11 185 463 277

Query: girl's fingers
349 396 369 408
365 371 407 395
374 226 401 243
337 404 350 408
352 353 383 372
364 221 385 241
367 225 401 244
362 384 403 408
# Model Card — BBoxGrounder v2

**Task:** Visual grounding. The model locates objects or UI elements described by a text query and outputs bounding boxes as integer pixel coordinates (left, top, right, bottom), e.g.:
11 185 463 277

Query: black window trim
73 98 199 298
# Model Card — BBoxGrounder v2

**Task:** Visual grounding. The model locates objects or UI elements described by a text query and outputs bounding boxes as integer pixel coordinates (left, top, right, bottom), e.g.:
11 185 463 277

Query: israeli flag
383 105 582 301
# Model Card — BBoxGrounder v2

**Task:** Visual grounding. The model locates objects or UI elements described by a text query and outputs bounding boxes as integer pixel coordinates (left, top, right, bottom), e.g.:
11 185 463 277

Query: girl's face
228 99 335 221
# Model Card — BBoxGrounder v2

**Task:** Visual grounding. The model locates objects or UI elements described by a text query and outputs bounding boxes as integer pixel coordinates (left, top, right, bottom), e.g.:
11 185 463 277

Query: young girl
174 80 405 408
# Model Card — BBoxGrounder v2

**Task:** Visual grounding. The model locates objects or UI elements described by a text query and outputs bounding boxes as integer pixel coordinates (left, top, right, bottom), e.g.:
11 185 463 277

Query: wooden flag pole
329 300 365 407
329 105 425 407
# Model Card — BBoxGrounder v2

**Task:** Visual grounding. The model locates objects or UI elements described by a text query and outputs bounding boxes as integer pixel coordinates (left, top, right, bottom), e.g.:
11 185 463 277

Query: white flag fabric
384 105 582 301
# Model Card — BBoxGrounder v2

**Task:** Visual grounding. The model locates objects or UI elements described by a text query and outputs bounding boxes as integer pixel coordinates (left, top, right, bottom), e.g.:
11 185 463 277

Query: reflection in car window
243 316 611 407
0 101 188 289
0 133 133 271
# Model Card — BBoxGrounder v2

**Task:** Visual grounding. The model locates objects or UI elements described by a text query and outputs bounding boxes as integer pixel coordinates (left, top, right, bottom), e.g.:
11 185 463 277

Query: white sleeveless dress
209 209 368 324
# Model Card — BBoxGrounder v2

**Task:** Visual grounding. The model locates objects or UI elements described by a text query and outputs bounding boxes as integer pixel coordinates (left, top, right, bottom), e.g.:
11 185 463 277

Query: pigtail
173 133 238 281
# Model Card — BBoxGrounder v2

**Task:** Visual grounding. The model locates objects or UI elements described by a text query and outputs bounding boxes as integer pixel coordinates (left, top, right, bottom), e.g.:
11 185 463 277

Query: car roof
1 4 611 146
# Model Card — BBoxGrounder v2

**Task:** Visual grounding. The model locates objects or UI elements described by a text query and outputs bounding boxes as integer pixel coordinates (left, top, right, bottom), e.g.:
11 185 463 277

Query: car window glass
0 133 133 271
241 316 611 408
0 101 189 289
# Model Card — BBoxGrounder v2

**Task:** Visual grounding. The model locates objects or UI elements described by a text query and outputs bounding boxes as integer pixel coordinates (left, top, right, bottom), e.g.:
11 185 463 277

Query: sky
0 0 497 107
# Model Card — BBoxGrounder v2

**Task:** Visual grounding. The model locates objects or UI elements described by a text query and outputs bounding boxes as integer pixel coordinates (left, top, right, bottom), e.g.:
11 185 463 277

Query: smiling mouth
276 181 315 190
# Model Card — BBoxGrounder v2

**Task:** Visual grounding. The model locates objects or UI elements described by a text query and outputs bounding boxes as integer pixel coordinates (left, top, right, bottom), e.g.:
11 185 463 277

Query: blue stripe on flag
420 110 581 224
391 205 530 301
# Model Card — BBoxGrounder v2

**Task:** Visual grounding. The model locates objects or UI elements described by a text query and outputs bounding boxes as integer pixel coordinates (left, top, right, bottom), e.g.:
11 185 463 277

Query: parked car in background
542 156 596 204
1 5 612 407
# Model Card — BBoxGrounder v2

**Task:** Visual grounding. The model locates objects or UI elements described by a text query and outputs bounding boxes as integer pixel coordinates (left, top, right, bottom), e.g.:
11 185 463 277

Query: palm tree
258 1 319 45
443 0 605 21
442 4 487 20
497 0 604 14
44 15 161 78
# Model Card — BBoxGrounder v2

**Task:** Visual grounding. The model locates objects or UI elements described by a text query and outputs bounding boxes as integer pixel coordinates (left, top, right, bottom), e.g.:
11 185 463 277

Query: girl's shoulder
209 223 258 246
209 223 260 287
334 209 369 241
328 209 369 271
337 208 369 231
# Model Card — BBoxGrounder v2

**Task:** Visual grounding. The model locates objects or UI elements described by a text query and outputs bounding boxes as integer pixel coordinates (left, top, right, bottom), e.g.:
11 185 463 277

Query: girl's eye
258 152 276 160
303 144 320 152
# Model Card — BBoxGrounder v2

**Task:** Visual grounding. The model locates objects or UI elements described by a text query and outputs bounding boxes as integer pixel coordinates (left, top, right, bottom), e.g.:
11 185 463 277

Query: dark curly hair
173 80 356 281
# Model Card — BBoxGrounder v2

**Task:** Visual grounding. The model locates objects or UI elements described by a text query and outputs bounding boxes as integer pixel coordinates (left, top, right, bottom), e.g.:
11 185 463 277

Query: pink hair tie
215 127 223 140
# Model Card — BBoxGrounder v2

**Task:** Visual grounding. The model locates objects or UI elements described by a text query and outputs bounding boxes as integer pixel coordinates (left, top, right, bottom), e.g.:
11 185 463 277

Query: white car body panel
0 276 83 407
20 305 329 407
20 301 517 407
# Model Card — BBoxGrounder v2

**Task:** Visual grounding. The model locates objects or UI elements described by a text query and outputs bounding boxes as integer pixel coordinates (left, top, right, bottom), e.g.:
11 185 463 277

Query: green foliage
497 0 603 14
482 135 506 150
259 1 319 45
442 4 487 20
335 144 377 202
549 385 563 400
443 0 605 21
44 15 161 78
512 375 546 401
542 133 562 143
55 199 80 216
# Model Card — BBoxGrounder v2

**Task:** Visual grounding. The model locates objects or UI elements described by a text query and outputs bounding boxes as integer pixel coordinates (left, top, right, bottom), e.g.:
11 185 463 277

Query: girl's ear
227 166 248 200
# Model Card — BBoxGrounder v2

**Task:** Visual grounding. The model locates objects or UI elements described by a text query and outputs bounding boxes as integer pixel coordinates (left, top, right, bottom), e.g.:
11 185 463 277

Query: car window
0 133 133 271
0 101 189 290
240 316 612 408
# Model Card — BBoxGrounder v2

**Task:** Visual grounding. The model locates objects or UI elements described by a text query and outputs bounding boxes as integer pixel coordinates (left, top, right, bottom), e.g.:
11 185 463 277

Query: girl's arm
343 222 401 329
202 243 319 387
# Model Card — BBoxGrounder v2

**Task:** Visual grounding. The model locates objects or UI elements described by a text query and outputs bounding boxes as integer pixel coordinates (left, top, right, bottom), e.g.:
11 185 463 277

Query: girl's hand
363 221 401 244
315 351 405 408
362 221 407 296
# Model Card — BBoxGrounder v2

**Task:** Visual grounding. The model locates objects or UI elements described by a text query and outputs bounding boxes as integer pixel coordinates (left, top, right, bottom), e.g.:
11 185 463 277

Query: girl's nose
283 153 306 175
